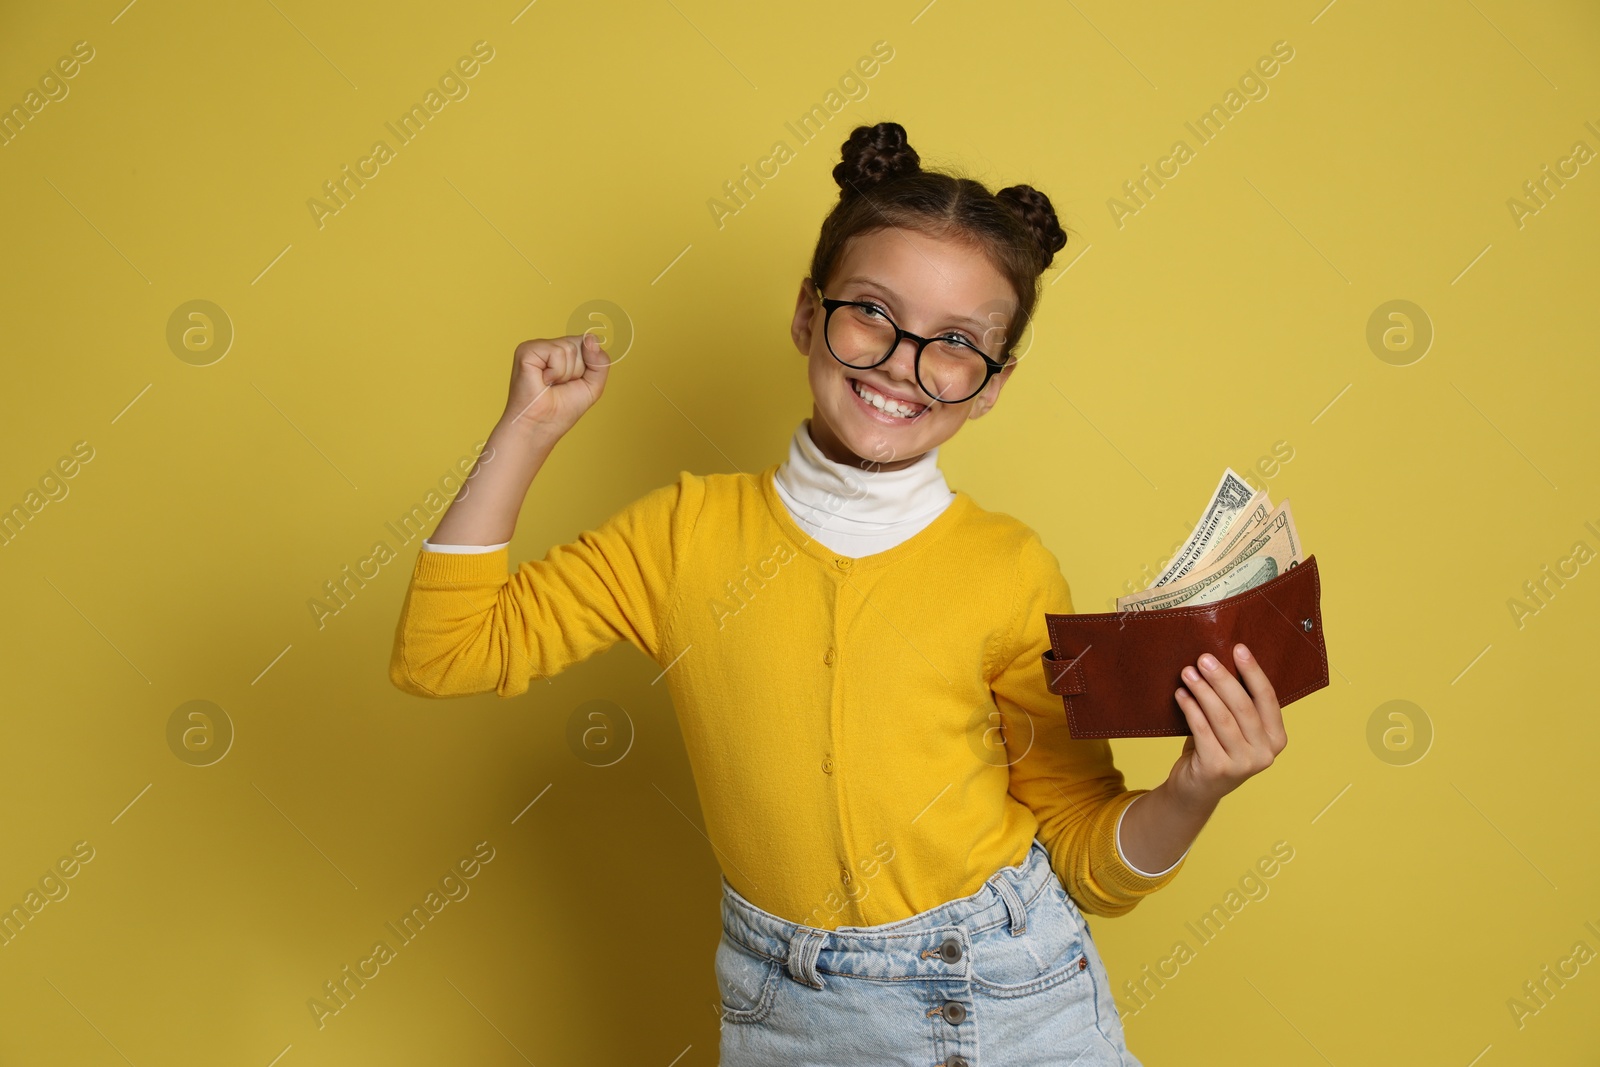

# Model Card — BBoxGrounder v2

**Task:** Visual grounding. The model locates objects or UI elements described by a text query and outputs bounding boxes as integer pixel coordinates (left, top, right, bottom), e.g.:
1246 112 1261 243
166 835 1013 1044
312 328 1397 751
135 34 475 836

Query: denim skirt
715 837 1142 1066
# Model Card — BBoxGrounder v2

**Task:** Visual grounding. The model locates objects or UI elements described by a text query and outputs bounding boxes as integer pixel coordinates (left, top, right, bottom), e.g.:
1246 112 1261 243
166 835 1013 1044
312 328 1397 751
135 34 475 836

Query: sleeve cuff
412 544 511 583
1114 791 1191 878
421 538 510 554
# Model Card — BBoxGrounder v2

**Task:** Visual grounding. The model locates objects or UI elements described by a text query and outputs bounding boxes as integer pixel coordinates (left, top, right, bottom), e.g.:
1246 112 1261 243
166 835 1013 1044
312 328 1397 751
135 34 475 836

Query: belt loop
786 927 827 989
989 870 1028 936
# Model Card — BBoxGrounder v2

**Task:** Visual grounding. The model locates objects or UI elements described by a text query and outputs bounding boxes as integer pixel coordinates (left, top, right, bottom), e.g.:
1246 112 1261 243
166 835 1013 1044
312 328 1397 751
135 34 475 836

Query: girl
390 121 1287 1066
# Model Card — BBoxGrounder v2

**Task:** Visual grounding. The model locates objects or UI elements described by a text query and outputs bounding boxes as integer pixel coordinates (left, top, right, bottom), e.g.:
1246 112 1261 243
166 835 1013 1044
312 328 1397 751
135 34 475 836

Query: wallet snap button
1302 618 1314 631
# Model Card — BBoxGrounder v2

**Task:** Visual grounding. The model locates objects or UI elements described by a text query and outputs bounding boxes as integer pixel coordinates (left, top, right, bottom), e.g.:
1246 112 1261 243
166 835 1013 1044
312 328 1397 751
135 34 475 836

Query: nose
880 335 921 387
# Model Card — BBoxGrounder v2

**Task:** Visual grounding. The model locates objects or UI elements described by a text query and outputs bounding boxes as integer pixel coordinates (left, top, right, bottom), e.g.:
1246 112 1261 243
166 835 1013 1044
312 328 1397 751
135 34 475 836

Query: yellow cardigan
389 462 1186 928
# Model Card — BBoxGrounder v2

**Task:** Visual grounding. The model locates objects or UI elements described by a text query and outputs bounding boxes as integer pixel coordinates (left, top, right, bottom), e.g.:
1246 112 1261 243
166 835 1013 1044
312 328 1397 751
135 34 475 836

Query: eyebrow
833 276 999 333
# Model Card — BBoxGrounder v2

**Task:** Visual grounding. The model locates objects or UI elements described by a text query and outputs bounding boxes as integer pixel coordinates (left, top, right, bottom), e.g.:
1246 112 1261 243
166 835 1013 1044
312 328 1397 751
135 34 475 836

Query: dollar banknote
1117 500 1303 611
1187 489 1273 574
1149 468 1259 588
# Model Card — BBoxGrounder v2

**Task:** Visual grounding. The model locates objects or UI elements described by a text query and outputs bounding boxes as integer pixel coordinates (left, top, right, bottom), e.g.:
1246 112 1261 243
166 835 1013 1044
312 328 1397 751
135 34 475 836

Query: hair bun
996 184 1068 270
833 122 922 198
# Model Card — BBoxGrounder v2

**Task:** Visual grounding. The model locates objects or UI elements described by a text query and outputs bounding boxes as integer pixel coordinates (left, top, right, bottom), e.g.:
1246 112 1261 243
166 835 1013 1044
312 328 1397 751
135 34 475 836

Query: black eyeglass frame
812 280 1014 405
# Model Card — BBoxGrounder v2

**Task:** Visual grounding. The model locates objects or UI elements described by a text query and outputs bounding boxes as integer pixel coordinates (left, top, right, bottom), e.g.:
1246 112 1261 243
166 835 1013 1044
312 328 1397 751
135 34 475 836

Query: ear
966 358 1019 420
792 278 820 357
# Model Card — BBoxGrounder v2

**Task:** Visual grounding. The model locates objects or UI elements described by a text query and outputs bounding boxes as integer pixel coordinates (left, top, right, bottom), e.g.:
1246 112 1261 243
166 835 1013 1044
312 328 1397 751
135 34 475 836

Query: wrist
1155 776 1222 818
492 411 565 451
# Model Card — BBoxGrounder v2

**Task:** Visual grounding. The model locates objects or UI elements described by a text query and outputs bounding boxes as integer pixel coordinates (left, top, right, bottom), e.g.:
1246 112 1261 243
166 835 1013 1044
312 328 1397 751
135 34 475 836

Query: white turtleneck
770 418 955 558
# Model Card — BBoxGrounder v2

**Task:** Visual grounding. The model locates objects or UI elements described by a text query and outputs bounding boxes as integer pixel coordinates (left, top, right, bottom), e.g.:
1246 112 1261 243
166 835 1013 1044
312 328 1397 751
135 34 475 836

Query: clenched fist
501 332 614 439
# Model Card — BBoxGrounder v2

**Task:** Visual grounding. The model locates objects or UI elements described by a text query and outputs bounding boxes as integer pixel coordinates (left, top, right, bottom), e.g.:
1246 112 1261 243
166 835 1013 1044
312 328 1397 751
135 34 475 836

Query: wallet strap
1040 649 1088 696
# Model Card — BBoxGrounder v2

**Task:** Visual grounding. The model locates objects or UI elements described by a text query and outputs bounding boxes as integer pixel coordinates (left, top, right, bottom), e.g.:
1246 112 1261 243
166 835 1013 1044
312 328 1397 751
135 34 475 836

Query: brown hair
807 121 1069 363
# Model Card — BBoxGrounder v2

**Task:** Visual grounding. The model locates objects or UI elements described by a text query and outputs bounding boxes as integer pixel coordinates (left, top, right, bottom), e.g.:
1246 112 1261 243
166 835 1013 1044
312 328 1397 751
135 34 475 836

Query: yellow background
2 0 1597 1063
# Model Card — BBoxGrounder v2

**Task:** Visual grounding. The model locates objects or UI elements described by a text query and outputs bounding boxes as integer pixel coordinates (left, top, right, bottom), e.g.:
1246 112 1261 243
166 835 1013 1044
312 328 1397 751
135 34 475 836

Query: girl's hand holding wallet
1040 469 1330 739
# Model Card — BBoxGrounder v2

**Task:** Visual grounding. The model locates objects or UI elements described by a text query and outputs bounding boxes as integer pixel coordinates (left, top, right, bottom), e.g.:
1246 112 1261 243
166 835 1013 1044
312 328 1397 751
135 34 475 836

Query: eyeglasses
813 281 1014 405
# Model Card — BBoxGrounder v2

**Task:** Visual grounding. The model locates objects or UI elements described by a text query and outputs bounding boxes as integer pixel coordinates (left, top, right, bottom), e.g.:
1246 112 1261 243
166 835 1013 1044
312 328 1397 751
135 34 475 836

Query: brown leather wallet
1039 555 1329 739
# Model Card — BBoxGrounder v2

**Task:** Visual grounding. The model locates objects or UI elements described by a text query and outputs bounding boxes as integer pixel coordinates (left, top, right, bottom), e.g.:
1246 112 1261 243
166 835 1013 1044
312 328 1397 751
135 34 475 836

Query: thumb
580 331 613 387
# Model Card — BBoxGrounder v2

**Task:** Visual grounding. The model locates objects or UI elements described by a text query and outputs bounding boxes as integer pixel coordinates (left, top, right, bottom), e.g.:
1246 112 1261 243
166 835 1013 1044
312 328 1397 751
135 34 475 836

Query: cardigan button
834 557 852 570
823 647 836 666
821 755 834 775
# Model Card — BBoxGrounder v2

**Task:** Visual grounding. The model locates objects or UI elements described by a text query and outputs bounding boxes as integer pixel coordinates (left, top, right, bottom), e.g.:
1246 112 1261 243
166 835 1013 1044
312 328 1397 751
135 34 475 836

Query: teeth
853 379 919 419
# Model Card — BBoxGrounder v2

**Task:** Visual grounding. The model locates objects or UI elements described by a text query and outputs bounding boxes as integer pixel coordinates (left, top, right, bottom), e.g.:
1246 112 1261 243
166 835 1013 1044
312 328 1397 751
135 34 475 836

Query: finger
561 336 586 381
547 336 584 385
536 341 565 385
1194 651 1268 749
1175 687 1225 764
1234 643 1286 747
1180 665 1248 756
513 339 550 384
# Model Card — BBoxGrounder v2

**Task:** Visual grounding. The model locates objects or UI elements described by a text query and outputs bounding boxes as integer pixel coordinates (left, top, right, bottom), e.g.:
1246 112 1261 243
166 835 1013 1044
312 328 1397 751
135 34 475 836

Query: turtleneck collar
771 418 956 557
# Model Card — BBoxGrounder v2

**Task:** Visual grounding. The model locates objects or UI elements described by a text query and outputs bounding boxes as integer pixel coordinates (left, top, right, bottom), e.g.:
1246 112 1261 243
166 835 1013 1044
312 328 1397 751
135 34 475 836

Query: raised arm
388 333 703 699
430 332 610 549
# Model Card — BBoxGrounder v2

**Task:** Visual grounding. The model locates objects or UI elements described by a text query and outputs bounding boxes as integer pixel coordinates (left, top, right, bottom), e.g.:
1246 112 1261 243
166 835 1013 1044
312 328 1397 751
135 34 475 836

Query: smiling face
791 226 1022 472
